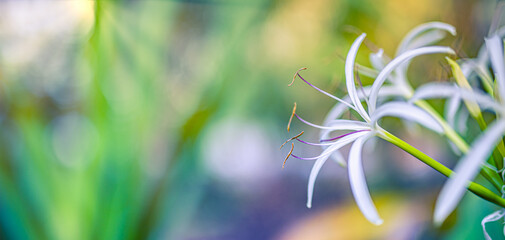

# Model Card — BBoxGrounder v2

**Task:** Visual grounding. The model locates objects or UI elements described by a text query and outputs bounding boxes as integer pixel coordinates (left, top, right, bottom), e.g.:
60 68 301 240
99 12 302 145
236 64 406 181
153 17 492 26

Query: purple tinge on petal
296 138 330 146
320 130 370 142
295 114 325 129
291 154 319 161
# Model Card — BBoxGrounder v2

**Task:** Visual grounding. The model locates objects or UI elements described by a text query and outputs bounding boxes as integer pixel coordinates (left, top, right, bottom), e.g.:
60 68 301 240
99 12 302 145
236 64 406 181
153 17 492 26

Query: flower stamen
280 131 304 149
289 68 356 110
287 102 297 132
289 67 308 86
290 154 317 161
320 130 370 142
283 143 294 168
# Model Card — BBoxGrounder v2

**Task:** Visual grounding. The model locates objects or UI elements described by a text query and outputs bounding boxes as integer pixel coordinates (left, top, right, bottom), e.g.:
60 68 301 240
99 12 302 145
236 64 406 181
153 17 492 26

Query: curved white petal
485 34 505 102
405 30 449 51
456 108 470 134
371 102 444 133
476 26 505 67
445 93 462 134
322 119 371 131
395 29 455 84
307 131 369 208
410 83 503 113
345 33 370 121
370 49 386 71
356 63 380 78
396 22 456 55
299 116 369 131
323 86 405 126
369 46 455 114
409 82 459 102
434 120 505 225
323 96 354 126
482 209 505 240
348 133 383 225
330 150 346 167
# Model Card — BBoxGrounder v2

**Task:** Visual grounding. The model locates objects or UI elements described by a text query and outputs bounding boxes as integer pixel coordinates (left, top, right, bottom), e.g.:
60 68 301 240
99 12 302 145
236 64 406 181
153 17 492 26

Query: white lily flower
321 22 457 166
286 33 450 225
409 33 505 225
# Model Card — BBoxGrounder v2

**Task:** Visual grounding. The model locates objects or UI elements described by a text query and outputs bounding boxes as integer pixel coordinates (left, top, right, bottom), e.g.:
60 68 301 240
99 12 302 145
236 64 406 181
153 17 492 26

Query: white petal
482 209 505 240
434 120 505 225
307 131 369 208
371 102 444 133
356 63 380 78
405 30 450 51
445 92 462 131
456 108 469 134
370 49 386 71
410 83 503 113
485 34 505 102
348 133 383 225
395 28 455 84
369 46 455 114
323 96 354 126
475 26 505 68
330 150 346 167
323 86 404 126
324 120 371 131
345 33 370 121
299 116 369 131
409 82 459 102
396 22 456 55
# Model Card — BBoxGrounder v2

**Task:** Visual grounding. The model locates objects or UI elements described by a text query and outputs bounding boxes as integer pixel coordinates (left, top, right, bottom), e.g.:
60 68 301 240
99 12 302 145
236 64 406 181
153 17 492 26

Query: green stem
378 128 505 209
415 100 505 187
414 100 468 152
481 167 503 191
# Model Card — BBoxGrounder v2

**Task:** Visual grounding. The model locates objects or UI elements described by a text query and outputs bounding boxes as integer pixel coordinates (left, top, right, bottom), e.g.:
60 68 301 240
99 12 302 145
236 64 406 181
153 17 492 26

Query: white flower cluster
285 21 505 237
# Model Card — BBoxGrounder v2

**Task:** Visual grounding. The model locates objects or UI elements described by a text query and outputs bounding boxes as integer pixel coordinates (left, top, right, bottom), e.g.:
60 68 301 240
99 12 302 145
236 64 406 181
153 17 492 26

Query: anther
289 67 308 86
283 143 294 168
280 131 304 149
287 102 297 132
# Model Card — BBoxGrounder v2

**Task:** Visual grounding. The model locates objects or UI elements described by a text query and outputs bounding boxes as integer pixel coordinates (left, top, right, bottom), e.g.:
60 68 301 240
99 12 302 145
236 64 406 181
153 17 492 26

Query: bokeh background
0 1 502 239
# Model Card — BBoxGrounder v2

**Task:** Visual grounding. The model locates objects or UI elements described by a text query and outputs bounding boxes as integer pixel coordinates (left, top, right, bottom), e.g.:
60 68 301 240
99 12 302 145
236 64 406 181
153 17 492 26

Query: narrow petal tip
373 218 384 226
433 210 447 227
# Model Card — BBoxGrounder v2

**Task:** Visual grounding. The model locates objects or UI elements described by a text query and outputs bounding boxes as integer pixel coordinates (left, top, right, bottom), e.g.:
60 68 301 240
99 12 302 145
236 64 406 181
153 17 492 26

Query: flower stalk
377 128 505 209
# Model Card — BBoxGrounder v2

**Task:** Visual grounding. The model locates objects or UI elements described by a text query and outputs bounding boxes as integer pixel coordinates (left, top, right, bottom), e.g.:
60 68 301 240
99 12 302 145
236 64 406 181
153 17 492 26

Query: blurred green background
0 1 501 239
